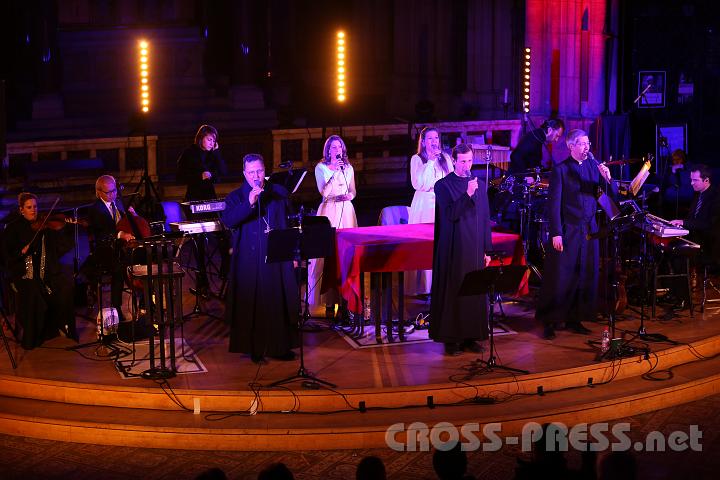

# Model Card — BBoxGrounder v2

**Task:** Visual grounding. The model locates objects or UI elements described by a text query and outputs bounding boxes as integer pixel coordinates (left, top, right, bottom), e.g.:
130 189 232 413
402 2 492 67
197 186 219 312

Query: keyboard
181 199 226 214
638 213 689 238
169 220 224 235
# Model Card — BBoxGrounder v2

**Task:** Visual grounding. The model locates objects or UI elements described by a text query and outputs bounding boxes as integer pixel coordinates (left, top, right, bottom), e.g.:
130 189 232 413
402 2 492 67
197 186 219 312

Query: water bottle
601 327 610 353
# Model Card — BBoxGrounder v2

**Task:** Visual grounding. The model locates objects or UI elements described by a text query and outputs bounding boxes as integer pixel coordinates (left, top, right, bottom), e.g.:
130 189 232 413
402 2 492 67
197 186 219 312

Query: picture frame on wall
656 123 687 174
637 71 666 108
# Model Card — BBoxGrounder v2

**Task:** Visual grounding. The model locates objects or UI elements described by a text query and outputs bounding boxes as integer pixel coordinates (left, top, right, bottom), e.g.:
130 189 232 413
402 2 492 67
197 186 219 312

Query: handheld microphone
254 179 261 187
336 153 344 170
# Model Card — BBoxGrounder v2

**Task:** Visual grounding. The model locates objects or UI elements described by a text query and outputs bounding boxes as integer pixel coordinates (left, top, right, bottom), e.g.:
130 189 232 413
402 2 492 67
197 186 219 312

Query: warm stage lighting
336 30 347 104
522 46 531 113
138 39 150 113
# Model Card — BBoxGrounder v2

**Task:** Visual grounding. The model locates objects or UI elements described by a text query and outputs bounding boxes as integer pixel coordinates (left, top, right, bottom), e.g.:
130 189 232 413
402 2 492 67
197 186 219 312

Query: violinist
2 193 76 349
84 175 136 322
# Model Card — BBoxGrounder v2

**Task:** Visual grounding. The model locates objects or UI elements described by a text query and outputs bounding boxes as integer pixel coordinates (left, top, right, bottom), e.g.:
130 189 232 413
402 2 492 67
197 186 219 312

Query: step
1 354 719 451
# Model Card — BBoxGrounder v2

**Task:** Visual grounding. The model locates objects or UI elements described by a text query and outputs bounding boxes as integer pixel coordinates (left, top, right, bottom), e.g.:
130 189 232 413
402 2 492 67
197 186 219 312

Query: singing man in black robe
430 143 492 356
536 129 617 340
221 153 300 364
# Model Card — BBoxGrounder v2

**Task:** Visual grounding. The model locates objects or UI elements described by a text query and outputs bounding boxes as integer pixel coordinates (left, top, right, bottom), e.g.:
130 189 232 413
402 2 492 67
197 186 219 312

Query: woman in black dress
3 193 75 349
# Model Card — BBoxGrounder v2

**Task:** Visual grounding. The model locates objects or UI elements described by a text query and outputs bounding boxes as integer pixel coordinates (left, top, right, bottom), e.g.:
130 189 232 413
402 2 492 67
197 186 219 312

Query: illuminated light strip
139 40 150 113
522 46 531 113
337 31 346 103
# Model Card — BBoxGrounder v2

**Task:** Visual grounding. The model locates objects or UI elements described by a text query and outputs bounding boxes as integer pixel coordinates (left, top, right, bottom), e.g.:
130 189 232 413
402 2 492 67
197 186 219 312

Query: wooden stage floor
2 284 719 392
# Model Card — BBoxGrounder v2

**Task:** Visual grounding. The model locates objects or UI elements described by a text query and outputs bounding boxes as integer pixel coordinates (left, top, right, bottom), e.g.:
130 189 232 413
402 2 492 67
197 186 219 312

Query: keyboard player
667 164 720 308
176 124 228 296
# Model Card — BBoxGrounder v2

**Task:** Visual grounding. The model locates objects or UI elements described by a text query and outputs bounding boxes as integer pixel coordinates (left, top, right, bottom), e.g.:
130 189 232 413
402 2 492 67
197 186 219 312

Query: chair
161 201 184 232
377 205 410 226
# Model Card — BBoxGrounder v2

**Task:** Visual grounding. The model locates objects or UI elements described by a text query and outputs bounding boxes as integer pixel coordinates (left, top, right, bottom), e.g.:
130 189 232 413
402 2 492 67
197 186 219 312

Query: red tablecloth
322 223 528 313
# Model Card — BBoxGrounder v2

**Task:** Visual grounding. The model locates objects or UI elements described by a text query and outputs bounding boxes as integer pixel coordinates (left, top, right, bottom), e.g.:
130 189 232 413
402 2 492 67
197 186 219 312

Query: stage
2 275 720 451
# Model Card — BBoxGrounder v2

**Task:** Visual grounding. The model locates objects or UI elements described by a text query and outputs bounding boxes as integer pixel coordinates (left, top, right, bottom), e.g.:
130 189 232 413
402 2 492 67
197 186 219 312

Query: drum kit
489 158 645 280
491 167 550 278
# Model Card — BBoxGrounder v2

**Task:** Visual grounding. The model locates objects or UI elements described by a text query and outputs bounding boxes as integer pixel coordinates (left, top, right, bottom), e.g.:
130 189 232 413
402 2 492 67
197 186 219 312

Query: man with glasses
85 175 136 322
536 130 616 340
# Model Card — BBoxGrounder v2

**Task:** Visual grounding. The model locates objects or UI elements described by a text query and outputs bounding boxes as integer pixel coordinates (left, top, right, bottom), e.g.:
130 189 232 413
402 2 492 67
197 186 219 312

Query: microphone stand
633 84 652 105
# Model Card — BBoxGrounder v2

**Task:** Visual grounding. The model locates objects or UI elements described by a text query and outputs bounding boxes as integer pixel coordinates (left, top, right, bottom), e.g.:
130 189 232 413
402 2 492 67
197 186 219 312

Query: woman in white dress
407 126 454 296
308 135 358 318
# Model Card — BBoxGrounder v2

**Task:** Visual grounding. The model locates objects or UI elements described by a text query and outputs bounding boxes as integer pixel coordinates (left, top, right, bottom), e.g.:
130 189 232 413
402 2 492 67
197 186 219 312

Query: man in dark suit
509 118 565 183
85 175 136 321
668 164 720 307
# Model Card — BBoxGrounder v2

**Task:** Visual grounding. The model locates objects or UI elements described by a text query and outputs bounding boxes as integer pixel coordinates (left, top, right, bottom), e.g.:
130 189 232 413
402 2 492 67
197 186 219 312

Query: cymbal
509 169 551 177
604 158 642 166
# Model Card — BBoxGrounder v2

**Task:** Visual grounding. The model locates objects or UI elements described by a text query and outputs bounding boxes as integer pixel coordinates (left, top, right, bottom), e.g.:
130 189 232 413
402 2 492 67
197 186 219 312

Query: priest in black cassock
221 154 300 364
429 143 492 356
536 129 617 340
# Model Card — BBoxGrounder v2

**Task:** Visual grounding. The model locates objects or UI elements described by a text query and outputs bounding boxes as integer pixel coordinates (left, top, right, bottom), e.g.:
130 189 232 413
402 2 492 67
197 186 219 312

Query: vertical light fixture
522 47 531 113
139 39 150 113
336 31 346 103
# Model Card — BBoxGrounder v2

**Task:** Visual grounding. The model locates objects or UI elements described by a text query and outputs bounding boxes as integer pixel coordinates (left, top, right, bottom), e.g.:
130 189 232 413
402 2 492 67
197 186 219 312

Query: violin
31 212 88 232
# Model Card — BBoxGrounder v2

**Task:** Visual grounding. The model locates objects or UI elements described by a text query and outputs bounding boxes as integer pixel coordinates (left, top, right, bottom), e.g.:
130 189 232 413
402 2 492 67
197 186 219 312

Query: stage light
138 39 150 113
336 30 347 103
522 46 531 113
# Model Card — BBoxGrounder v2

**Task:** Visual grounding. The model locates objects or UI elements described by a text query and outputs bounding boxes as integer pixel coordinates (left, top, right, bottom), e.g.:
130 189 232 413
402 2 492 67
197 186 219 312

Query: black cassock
536 156 618 328
429 173 493 343
221 181 300 357
2 217 75 349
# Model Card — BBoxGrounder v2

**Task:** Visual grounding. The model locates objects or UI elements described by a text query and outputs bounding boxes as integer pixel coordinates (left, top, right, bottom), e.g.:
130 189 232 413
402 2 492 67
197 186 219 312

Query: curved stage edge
1 300 719 451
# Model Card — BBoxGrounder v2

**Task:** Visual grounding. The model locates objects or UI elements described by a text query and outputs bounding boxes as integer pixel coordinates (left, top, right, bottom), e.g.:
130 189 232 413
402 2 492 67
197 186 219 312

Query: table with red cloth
321 223 528 342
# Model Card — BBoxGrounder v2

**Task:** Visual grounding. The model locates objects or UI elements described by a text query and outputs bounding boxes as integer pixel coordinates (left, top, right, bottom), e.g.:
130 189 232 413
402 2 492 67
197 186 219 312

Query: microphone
336 153 344 170
254 179 261 187
633 83 652 104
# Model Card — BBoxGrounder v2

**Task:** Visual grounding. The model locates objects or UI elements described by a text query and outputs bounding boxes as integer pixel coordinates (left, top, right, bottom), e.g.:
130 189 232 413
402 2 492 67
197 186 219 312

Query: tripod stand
516 169 546 282
593 214 640 360
459 264 529 375
183 232 223 321
266 218 336 389
130 115 164 222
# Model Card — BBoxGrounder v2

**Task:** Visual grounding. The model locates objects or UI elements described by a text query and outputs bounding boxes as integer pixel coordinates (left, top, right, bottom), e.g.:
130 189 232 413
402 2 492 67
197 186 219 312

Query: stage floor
2 280 719 392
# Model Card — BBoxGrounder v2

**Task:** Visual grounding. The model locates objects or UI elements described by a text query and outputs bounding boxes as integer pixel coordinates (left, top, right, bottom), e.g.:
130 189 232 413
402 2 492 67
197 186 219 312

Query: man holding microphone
536 129 617 340
221 154 299 364
430 143 492 356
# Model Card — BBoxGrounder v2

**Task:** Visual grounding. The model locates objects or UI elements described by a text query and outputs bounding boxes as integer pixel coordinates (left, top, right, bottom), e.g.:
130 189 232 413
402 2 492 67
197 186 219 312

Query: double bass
115 185 152 289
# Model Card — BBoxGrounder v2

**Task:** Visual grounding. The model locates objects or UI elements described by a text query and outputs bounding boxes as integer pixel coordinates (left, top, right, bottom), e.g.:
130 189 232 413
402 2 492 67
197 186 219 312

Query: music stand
0 292 17 369
265 218 336 388
459 265 529 375
269 169 308 195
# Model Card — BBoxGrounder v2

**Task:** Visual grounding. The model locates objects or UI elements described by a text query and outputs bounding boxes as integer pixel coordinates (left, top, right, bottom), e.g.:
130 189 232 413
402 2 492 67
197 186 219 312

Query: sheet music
630 160 652 197
292 170 307 194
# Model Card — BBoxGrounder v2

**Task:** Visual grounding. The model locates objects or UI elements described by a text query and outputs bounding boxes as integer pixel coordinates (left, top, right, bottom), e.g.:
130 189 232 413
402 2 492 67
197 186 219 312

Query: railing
271 120 522 170
5 135 159 183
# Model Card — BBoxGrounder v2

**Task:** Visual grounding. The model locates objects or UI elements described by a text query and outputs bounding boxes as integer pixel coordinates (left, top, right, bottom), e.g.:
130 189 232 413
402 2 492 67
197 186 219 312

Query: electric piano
169 219 224 235
636 213 700 253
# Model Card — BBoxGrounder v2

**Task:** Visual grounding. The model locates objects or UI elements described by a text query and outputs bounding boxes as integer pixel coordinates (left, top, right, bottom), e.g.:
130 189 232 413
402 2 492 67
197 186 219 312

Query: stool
701 262 720 313
652 241 697 318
